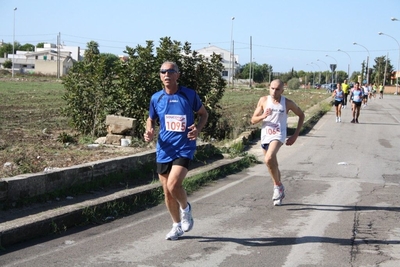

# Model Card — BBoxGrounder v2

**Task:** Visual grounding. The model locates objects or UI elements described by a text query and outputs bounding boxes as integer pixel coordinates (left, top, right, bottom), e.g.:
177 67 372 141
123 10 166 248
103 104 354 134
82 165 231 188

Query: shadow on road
284 203 400 212
183 235 399 247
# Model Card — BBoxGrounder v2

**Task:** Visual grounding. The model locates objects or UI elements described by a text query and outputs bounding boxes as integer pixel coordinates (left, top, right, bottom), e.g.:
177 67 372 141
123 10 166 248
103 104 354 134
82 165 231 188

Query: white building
196 45 239 81
0 43 78 76
1 43 241 78
36 43 82 61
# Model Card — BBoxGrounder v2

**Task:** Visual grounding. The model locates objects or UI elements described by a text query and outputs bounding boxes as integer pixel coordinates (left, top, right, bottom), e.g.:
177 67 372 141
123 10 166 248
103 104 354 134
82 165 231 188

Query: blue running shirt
334 89 344 101
149 86 203 163
352 90 363 103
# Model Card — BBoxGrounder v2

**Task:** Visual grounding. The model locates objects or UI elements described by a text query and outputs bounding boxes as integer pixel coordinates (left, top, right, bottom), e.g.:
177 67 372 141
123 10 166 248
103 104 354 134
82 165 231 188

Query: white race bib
265 121 281 135
165 114 187 132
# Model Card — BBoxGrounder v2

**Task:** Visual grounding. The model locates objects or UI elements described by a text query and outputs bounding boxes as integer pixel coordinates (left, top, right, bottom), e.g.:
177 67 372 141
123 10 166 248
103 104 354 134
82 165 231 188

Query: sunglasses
160 69 177 74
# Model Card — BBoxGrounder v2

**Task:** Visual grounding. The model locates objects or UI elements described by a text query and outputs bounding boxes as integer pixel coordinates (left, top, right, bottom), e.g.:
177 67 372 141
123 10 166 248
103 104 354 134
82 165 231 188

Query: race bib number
265 121 281 135
165 114 186 132
353 95 361 101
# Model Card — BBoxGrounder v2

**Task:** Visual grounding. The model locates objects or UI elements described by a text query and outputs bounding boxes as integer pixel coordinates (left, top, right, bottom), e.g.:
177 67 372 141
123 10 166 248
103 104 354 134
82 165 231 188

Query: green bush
62 38 226 141
287 78 301 90
2 60 12 69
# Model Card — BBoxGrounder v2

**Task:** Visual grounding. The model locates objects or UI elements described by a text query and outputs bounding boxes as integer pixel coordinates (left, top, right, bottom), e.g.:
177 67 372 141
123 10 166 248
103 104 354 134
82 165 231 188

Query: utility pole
232 40 235 88
249 36 252 88
57 32 60 79
383 53 389 87
229 16 235 88
12 7 17 78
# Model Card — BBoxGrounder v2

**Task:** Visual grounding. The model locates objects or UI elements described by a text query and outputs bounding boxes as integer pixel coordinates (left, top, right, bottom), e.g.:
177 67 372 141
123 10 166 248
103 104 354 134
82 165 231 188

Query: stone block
106 115 136 135
105 133 123 145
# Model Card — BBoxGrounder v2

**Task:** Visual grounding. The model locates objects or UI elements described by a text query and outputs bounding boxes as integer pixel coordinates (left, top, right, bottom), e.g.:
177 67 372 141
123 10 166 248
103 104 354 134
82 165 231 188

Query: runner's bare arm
251 96 270 124
144 117 155 142
285 99 305 146
187 105 209 141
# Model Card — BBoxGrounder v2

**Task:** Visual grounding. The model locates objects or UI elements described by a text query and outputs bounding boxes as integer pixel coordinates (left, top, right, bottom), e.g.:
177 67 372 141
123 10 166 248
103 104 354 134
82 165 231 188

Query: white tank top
261 95 287 144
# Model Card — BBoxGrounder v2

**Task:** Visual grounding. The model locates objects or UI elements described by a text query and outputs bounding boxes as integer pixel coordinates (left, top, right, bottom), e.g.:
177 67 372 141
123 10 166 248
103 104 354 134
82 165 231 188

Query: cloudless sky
1 0 399 74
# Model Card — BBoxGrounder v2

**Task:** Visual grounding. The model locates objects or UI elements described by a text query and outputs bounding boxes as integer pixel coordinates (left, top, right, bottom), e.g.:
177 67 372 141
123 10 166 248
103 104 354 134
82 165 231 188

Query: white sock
181 204 190 212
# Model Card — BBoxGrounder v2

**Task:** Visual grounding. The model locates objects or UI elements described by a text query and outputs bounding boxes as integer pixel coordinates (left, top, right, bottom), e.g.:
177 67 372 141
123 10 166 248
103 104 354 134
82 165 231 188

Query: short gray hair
161 61 179 73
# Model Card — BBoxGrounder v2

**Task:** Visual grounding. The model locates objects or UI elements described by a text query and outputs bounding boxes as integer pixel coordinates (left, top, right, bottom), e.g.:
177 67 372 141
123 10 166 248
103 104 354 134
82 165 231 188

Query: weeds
57 132 76 144
51 220 67 234
78 135 96 145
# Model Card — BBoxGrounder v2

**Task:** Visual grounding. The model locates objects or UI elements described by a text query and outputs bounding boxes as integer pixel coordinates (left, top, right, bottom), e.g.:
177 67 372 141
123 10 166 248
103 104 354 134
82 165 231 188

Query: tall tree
84 41 100 62
336 71 348 83
238 62 273 83
62 37 227 140
19 43 35 51
62 41 117 136
0 42 20 58
371 56 394 86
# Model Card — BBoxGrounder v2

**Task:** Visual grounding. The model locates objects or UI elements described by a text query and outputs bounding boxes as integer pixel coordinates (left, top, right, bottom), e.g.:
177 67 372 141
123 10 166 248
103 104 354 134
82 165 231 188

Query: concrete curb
0 156 245 248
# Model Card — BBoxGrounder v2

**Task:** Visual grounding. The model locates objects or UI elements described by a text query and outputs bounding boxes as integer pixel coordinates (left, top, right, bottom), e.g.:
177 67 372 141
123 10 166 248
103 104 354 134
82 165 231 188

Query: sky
1 0 400 74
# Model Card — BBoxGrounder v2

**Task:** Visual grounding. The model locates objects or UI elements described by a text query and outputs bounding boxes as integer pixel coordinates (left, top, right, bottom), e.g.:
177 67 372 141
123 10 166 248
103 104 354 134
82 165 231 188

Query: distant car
326 83 337 93
314 83 321 89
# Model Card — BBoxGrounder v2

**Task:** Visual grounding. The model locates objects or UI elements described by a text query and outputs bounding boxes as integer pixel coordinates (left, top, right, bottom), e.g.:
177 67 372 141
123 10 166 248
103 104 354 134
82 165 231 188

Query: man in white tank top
251 79 305 206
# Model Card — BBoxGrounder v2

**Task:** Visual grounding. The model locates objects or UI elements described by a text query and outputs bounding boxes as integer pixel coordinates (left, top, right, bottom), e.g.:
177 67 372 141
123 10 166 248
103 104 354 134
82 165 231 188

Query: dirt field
0 76 343 179
0 77 152 178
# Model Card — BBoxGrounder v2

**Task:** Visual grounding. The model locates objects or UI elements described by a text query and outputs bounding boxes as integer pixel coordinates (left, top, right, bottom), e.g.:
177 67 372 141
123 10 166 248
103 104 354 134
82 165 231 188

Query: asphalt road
1 95 399 267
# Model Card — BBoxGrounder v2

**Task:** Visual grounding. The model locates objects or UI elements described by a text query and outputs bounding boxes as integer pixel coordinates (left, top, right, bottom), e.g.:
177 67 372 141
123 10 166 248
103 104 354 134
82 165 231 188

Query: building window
51 56 54 60
222 71 228 77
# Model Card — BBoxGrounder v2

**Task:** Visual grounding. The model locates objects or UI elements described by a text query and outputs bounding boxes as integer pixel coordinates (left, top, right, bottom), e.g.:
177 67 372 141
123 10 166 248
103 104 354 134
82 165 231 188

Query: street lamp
317 58 329 83
311 61 321 84
229 16 235 87
307 63 315 87
252 57 255 85
249 57 255 88
338 49 352 80
249 56 252 88
378 32 400 95
12 7 17 78
353 42 370 84
326 54 338 83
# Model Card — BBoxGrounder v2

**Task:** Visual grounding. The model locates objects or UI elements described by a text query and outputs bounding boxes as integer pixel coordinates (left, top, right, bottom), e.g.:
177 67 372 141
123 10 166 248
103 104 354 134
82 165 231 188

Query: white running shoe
272 185 285 206
181 202 194 232
335 117 338 123
165 224 184 240
338 117 341 122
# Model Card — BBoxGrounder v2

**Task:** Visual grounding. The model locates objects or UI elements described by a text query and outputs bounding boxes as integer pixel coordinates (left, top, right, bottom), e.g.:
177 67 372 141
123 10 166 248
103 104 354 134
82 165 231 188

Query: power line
3 32 399 55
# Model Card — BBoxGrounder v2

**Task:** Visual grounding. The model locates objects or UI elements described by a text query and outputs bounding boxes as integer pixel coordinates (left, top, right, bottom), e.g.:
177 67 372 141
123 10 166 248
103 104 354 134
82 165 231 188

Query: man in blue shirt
144 61 208 240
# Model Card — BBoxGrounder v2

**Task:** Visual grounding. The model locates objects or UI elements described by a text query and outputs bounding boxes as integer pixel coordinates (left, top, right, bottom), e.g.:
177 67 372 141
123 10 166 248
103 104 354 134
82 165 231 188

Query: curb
0 156 245 248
